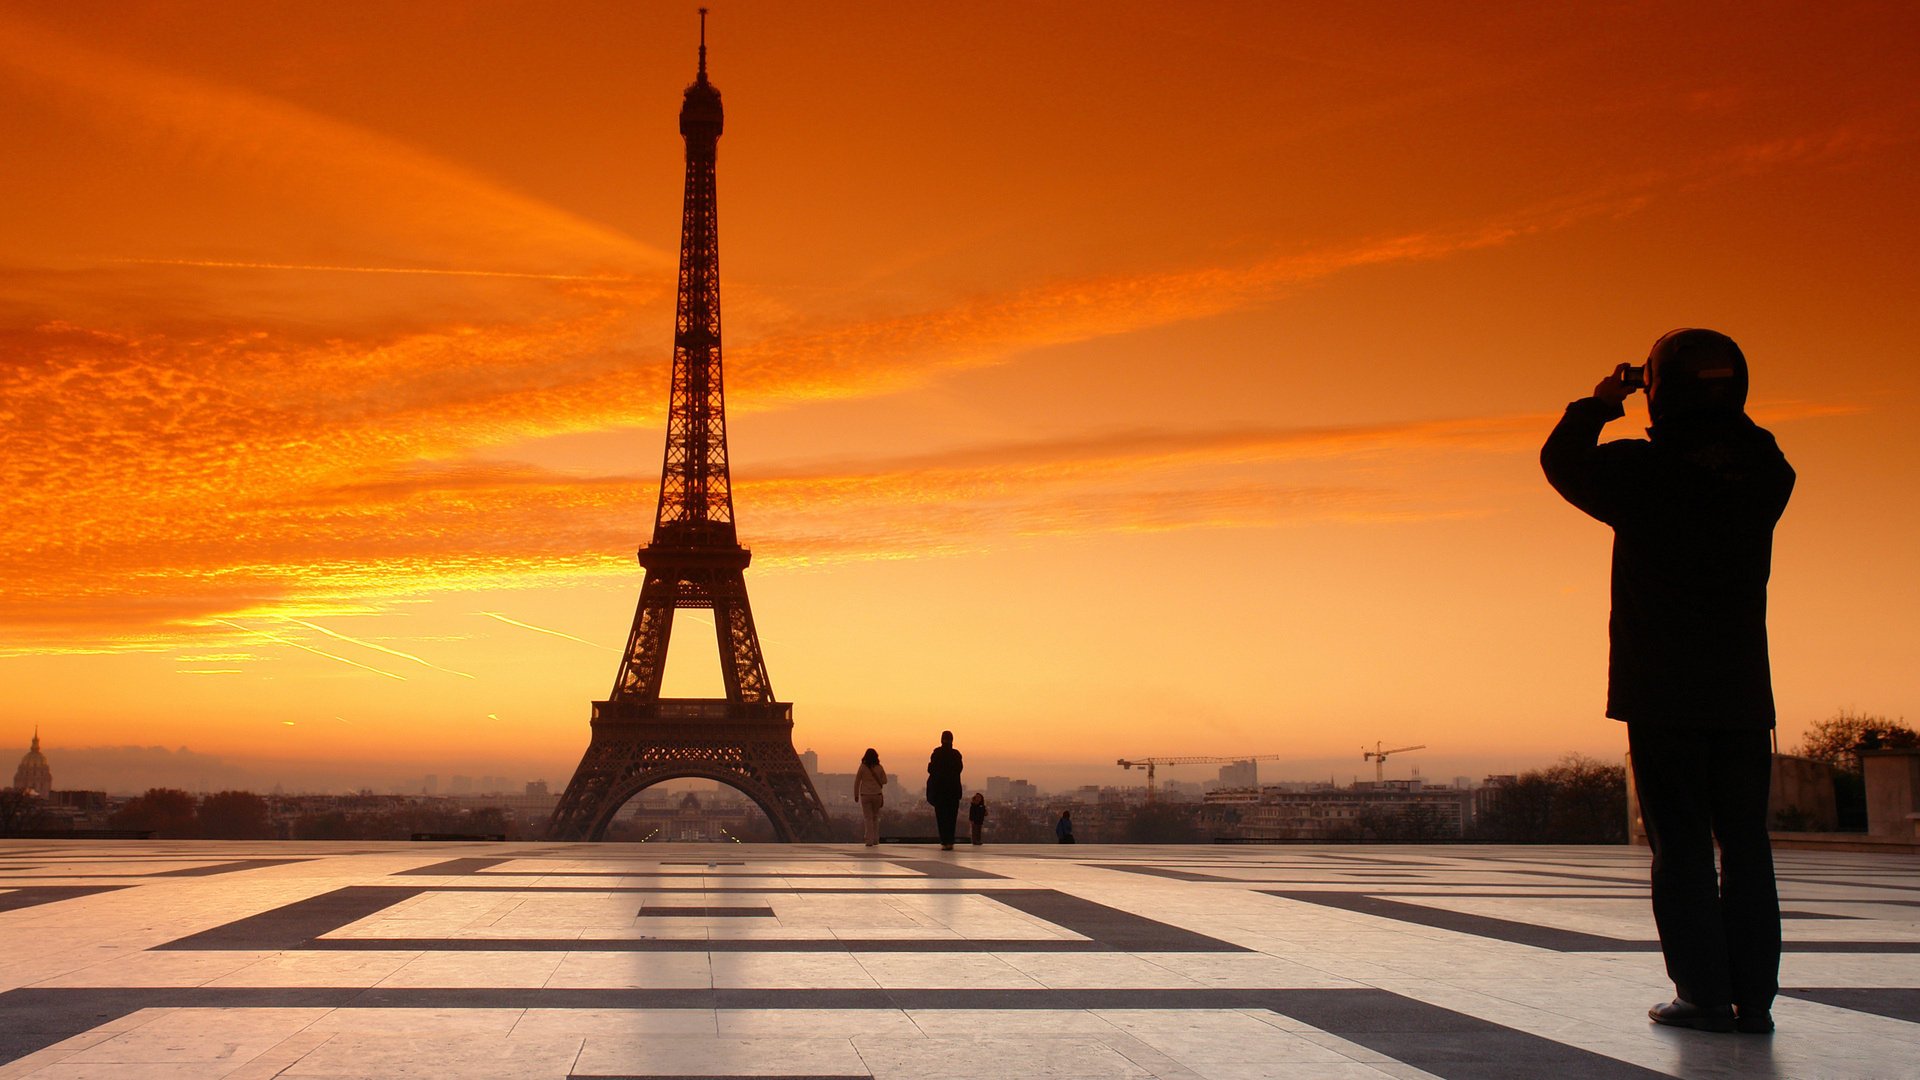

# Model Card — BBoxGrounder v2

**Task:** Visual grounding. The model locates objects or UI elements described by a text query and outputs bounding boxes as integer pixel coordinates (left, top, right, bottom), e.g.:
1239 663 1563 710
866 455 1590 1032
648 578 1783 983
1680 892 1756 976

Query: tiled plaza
1 842 1915 1079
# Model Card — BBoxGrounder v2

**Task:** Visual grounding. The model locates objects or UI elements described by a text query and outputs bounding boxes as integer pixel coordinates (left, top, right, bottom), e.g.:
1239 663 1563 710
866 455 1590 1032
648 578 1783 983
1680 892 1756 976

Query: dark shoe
1648 1000 1735 1032
1735 1008 1774 1034
940 844 953 850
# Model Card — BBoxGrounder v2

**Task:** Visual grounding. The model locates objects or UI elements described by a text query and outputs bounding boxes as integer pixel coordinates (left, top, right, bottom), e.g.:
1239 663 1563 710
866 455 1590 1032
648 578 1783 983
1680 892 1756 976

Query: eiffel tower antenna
697 8 708 79
548 12 828 842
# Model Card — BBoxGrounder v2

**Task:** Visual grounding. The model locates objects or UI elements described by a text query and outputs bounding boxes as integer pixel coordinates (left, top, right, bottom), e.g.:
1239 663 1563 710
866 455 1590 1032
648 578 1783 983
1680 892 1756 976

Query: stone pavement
1 841 1916 1079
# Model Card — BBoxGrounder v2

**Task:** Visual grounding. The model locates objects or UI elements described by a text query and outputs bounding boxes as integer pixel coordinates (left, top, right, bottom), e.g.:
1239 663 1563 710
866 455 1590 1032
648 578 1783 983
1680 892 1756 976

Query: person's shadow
1653 1027 1784 1079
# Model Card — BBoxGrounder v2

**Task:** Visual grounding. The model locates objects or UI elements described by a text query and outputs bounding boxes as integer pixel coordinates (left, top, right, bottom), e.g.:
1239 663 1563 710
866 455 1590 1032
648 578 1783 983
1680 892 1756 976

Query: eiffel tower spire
656 4 731 546
549 13 828 842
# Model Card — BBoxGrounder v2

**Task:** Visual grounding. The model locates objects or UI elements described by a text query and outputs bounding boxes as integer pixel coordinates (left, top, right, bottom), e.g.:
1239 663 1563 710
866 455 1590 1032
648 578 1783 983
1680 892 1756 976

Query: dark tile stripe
1782 988 1920 1023
466 871 925 879
431 885 985 894
0 885 125 913
1090 863 1228 881
155 886 422 950
0 987 348 1066
0 985 1678 1079
637 906 774 917
302 937 1109 953
889 859 1007 880
1268 891 1920 954
393 857 511 876
152 858 310 877
1266 890 1652 951
988 890 1248 952
1781 877 1920 892
150 885 1239 953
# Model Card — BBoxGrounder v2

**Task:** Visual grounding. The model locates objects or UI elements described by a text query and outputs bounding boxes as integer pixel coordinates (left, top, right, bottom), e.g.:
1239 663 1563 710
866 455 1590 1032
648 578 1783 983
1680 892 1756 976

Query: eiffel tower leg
614 575 678 700
712 571 771 704
547 735 621 841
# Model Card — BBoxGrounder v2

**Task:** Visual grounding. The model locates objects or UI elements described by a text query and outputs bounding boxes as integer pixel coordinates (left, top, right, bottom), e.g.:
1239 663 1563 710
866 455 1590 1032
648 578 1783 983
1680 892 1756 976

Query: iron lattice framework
549 15 828 842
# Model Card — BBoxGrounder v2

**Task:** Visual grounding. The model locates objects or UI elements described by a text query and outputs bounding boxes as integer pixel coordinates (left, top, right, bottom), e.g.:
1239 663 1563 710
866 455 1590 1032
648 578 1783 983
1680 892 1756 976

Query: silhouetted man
1542 328 1793 1035
925 730 964 851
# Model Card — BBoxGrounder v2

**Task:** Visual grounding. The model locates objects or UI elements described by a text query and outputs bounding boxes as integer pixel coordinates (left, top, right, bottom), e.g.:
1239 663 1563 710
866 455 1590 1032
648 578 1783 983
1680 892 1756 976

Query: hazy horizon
10 736 1597 799
4 3 1915 807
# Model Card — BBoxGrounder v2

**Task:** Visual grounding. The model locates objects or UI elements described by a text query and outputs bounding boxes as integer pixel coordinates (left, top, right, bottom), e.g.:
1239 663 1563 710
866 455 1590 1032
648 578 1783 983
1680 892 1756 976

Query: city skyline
4 3 1918 800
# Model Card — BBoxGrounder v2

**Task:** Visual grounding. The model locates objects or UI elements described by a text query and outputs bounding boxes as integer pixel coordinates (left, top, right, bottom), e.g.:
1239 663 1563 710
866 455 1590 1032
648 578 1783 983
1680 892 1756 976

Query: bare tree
1796 708 1918 773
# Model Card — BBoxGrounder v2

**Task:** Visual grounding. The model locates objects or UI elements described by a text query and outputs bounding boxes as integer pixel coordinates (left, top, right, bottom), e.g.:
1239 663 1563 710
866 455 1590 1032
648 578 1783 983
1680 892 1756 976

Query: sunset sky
3 1 1917 796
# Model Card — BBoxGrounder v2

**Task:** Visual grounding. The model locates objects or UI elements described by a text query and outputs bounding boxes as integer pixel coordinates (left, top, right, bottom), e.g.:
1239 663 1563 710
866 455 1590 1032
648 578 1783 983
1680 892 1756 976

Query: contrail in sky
114 257 640 283
218 619 406 680
477 611 617 651
285 618 475 678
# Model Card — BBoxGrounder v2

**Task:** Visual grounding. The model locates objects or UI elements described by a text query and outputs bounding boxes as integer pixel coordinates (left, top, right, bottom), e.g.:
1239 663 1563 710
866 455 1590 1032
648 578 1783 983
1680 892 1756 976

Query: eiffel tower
548 12 829 842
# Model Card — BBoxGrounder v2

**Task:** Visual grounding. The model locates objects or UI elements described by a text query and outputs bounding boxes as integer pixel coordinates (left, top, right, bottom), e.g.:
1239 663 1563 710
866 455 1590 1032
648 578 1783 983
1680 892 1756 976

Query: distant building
1476 775 1517 822
12 728 51 794
1160 779 1204 801
1208 781 1478 840
422 774 439 795
525 780 549 797
618 791 755 842
803 751 896 805
1217 760 1257 789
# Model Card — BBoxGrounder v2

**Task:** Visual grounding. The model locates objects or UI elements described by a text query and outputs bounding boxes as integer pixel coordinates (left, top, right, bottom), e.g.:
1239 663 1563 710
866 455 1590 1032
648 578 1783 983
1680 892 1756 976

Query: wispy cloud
476 612 619 652
113 258 644 284
0 12 667 275
215 620 406 682
284 618 475 679
0 392 1858 651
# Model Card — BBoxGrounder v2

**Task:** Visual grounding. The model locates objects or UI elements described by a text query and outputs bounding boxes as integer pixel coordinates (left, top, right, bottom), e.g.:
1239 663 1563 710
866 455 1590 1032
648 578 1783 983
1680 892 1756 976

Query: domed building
13 727 52 795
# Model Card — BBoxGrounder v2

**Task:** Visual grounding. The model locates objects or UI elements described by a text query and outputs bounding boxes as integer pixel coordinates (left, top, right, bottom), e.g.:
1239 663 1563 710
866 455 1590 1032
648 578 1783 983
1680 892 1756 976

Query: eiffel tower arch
548 13 829 842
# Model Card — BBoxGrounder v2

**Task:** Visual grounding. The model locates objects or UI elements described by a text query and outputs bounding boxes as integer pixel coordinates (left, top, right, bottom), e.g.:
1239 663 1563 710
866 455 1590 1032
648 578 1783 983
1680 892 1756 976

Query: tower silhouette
548 12 828 842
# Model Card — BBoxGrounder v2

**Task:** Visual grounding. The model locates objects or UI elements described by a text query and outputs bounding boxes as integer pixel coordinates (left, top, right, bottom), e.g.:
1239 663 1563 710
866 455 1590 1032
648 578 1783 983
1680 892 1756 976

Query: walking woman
855 748 887 847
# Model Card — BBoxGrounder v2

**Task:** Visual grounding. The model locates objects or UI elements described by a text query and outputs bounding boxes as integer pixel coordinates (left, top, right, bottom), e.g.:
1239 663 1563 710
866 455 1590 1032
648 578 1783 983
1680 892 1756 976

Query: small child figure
968 792 988 846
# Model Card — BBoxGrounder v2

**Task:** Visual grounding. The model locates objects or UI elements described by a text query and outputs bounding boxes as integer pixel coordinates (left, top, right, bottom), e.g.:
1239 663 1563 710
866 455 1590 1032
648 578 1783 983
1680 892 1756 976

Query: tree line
69 789 518 840
69 719 1920 843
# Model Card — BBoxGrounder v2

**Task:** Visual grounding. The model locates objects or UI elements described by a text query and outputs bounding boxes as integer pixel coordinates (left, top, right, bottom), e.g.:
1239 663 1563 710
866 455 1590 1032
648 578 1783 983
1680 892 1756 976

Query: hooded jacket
1542 397 1794 728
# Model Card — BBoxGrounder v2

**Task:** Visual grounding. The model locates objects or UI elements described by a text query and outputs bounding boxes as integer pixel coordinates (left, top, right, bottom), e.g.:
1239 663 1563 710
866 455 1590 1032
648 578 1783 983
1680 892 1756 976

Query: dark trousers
932 800 960 847
1627 723 1780 1011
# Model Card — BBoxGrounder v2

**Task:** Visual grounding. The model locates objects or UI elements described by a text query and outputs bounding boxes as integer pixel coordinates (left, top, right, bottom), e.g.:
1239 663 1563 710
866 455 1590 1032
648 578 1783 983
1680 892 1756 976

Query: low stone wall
1770 753 1838 831
1624 751 1838 844
1864 748 1920 841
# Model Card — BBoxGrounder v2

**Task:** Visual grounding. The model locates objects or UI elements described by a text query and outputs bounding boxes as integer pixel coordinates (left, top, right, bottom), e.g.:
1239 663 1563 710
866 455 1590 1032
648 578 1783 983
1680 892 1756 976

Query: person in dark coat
968 792 988 846
924 730 964 850
1054 809 1075 844
1542 328 1794 1035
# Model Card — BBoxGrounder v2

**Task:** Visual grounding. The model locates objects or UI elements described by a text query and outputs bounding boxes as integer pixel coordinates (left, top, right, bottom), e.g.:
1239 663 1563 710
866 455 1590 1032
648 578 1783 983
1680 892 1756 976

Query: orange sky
3 1 1917 794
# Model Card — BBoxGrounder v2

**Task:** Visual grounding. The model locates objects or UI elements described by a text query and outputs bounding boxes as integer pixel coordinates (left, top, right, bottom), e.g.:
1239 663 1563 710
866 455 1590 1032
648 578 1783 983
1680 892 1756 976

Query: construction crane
1117 754 1288 804
1362 741 1427 782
